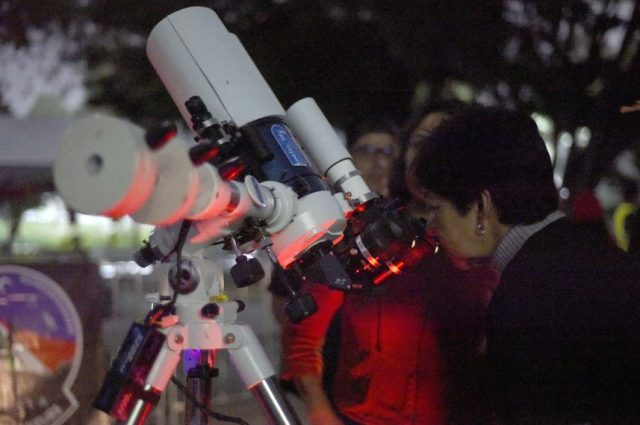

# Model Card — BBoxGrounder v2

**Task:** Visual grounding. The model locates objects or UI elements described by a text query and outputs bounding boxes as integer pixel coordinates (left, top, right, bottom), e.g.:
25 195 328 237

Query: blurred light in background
3 194 152 254
98 261 153 279
531 112 555 160
554 131 574 189
575 126 592 148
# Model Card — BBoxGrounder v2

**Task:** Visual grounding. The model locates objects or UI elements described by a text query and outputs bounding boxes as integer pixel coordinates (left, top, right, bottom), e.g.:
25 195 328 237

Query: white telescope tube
146 7 348 268
286 98 378 206
147 6 285 128
54 114 243 226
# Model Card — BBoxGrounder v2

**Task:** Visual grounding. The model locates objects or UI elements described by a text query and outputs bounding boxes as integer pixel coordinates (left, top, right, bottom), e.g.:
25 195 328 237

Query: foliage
2 0 640 189
485 0 640 188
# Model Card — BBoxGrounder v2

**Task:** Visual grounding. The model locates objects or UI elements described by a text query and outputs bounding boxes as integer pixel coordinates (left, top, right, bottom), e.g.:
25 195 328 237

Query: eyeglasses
351 144 398 157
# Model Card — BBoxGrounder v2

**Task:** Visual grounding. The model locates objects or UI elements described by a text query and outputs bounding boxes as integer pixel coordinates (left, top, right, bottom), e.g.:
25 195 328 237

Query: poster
0 265 83 425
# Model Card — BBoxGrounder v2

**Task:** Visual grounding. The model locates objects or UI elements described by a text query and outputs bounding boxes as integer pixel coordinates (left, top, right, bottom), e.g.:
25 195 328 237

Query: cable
171 376 251 425
144 219 193 325
166 219 193 308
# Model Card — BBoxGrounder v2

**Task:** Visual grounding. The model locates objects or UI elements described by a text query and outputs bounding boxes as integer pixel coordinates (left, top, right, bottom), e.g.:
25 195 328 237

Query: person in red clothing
280 105 495 425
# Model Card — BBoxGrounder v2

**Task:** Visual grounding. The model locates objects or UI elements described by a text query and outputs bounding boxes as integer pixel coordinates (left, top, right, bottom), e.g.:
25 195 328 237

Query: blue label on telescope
271 124 308 167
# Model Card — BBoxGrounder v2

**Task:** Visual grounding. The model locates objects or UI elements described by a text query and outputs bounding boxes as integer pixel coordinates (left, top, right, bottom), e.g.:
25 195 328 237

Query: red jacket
282 254 493 424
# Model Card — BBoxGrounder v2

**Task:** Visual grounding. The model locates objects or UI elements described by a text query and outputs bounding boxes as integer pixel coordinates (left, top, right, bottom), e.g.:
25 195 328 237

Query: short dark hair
409 105 558 225
345 115 398 149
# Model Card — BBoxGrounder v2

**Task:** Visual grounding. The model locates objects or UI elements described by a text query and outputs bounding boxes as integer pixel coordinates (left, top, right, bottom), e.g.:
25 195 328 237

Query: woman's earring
476 223 486 235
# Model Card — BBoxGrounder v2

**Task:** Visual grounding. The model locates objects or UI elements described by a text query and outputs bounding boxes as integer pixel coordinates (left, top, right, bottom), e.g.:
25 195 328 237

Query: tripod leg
227 324 301 425
98 323 182 425
251 376 302 425
116 395 157 425
183 349 216 425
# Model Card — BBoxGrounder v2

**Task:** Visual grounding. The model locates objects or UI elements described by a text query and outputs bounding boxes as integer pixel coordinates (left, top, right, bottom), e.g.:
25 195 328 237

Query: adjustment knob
145 121 177 150
189 142 219 165
169 259 200 294
231 255 265 288
201 303 220 319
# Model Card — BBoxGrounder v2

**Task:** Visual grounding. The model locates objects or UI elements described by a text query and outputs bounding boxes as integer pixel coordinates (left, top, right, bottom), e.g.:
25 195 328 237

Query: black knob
235 299 246 313
231 255 265 288
134 243 155 267
201 303 220 319
189 141 219 165
145 121 177 150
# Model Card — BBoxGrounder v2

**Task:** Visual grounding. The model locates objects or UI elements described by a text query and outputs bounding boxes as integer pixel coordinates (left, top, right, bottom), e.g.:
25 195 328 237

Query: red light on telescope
222 163 246 180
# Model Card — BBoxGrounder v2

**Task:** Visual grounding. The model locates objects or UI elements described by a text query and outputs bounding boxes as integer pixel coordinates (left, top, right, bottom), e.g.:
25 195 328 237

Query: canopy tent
0 114 74 200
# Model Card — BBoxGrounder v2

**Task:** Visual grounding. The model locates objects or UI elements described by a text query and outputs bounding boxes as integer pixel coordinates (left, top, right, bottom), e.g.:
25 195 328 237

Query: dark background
2 0 640 194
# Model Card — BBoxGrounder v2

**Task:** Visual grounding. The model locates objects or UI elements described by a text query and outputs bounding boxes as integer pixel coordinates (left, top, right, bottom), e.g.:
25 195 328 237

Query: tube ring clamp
225 182 242 213
334 170 362 193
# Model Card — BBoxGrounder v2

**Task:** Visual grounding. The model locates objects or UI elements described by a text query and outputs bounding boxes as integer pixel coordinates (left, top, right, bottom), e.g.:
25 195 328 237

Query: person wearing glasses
346 117 401 199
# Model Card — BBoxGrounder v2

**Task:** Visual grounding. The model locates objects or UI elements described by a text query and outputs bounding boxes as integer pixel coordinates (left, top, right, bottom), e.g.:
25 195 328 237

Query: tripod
100 252 301 425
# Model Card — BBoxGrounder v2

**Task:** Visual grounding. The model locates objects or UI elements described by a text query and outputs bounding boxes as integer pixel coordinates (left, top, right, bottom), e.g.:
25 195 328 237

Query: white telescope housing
145 7 348 267
147 7 285 129
55 7 353 269
53 114 273 227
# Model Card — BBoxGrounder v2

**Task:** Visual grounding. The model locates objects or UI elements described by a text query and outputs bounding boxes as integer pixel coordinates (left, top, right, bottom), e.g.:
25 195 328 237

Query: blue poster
0 265 83 425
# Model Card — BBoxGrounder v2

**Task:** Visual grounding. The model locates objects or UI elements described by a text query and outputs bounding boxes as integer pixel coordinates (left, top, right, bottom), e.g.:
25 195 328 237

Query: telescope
53 7 433 425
